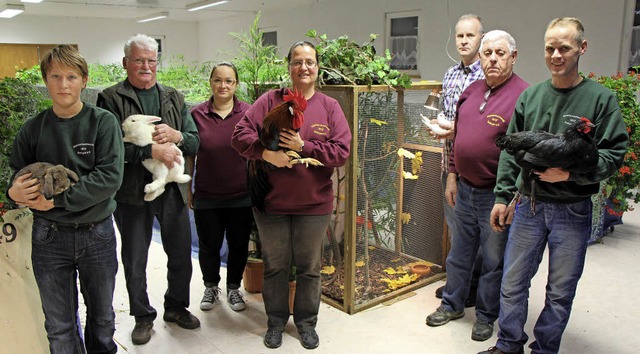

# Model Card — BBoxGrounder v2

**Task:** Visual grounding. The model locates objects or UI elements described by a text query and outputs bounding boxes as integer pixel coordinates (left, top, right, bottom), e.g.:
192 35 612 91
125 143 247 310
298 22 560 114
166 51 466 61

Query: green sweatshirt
494 77 628 205
8 103 124 223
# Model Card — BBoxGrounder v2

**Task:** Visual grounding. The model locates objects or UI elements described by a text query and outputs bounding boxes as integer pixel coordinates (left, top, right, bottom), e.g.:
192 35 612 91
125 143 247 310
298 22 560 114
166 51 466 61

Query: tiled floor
112 205 640 354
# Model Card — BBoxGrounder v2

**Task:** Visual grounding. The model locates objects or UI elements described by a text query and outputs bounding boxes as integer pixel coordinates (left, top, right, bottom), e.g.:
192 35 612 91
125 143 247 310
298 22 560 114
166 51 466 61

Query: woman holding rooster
232 41 352 350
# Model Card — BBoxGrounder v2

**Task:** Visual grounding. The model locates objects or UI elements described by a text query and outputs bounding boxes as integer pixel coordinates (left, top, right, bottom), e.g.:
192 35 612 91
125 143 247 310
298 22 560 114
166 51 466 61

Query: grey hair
124 34 158 57
457 14 484 34
480 30 516 54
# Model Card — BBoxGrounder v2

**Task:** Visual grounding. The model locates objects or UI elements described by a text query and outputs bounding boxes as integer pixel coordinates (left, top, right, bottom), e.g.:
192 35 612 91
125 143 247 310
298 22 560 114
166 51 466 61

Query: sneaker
471 320 494 341
425 306 464 327
163 308 201 329
227 289 246 311
131 321 153 345
299 329 319 349
200 286 220 311
478 346 524 354
263 328 283 349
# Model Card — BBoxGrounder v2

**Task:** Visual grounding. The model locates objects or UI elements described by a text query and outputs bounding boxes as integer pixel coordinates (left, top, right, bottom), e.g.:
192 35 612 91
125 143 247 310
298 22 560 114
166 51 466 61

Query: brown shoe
163 308 200 329
131 321 153 345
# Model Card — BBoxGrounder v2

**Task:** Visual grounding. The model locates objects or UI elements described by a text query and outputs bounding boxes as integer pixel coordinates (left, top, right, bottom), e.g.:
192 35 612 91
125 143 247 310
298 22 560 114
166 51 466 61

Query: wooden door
0 43 77 79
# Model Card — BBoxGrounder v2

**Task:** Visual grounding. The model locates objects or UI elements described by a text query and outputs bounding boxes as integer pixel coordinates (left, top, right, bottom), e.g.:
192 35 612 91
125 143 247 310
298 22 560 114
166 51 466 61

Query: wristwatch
177 133 184 147
299 141 304 152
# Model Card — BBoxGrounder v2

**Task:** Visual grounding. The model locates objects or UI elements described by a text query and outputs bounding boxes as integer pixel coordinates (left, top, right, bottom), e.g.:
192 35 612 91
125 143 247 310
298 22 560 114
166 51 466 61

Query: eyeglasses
289 60 317 68
479 89 491 114
211 78 236 86
127 57 158 68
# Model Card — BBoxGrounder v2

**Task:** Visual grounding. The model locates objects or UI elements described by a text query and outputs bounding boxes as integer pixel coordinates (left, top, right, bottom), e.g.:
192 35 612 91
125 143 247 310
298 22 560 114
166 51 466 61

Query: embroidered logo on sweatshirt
74 143 94 156
486 114 506 127
311 123 330 136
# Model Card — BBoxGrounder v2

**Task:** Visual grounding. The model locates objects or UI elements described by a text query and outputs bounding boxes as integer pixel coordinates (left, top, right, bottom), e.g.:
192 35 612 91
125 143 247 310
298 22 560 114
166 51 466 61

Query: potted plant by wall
229 12 288 104
588 70 640 241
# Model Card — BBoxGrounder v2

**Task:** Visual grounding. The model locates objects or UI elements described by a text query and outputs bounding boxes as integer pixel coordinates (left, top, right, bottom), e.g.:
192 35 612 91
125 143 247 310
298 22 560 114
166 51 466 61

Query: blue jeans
442 179 507 322
496 196 592 354
31 216 118 354
253 212 330 332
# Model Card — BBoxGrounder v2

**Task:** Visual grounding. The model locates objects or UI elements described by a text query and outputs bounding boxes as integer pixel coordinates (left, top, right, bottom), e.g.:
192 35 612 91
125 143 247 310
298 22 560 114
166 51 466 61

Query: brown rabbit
15 162 80 199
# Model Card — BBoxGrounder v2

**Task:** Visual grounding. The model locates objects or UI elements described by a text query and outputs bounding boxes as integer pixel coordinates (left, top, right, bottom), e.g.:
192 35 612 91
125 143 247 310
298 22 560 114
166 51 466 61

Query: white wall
0 15 199 65
198 0 635 84
0 0 634 85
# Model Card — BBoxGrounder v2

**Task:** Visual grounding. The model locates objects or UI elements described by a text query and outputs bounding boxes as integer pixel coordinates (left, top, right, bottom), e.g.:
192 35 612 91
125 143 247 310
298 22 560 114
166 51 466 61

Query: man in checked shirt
429 14 485 305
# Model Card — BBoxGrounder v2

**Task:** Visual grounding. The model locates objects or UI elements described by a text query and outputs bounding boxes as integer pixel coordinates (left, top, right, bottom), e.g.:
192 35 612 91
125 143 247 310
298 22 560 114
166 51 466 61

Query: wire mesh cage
319 83 445 314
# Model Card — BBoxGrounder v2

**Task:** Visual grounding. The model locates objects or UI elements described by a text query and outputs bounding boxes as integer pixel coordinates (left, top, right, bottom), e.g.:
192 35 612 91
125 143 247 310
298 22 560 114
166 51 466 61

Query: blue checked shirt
440 59 484 171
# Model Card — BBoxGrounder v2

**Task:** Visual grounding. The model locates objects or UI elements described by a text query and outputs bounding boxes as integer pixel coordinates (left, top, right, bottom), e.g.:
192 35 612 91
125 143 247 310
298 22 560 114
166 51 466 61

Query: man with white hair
426 30 528 342
97 33 200 345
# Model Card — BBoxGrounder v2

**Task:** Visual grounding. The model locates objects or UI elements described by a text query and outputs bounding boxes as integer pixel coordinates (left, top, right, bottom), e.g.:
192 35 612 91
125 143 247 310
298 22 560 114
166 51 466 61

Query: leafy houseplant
306 30 412 89
229 13 288 104
589 71 640 215
0 77 52 222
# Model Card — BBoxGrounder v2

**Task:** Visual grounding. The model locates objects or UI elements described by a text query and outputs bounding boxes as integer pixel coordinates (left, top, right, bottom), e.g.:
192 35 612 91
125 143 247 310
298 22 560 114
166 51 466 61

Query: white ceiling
14 0 323 22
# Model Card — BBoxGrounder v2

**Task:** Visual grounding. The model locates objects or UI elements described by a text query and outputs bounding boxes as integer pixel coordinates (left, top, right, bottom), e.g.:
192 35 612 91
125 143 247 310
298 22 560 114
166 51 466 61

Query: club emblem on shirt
486 114 506 127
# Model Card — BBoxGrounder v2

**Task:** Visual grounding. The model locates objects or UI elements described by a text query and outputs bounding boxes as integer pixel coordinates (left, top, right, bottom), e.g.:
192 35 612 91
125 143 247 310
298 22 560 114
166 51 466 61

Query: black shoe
264 328 283 349
299 329 319 349
163 308 200 329
471 320 494 341
131 321 153 345
425 305 464 326
478 346 524 354
435 285 444 299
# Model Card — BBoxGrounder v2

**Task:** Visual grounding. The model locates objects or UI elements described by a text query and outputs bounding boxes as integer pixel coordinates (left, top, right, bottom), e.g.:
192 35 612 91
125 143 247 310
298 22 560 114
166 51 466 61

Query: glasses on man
290 60 317 68
479 89 491 114
128 57 158 68
211 79 236 86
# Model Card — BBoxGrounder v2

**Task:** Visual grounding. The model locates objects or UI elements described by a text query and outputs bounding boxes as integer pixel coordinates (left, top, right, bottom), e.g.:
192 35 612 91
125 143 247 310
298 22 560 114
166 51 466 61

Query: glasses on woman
290 60 317 68
127 57 158 68
211 79 236 86
479 89 491 114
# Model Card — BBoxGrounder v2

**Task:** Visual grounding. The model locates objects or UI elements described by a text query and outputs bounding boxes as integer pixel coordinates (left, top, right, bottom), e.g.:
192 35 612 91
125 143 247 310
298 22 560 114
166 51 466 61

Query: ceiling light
0 4 25 18
186 0 229 12
21 0 44 3
136 11 169 23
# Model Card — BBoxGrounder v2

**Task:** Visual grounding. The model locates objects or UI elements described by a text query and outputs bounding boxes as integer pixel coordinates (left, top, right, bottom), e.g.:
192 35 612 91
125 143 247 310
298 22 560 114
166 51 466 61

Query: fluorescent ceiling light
0 4 25 18
186 0 229 12
137 11 169 23
21 0 44 3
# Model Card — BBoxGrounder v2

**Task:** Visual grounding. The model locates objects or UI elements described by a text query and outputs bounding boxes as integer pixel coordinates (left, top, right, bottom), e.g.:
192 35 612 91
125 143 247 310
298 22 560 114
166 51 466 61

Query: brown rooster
249 88 323 211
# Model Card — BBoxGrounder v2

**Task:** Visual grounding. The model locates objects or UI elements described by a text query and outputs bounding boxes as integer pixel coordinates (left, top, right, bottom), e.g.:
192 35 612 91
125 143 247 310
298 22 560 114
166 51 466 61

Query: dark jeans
31 216 117 354
253 212 331 332
442 179 507 322
114 183 192 323
193 207 253 289
442 171 482 291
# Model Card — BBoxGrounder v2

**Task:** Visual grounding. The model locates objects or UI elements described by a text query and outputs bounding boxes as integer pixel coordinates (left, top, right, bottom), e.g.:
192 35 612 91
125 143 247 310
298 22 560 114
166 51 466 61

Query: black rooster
249 88 323 211
495 117 598 209
495 117 598 175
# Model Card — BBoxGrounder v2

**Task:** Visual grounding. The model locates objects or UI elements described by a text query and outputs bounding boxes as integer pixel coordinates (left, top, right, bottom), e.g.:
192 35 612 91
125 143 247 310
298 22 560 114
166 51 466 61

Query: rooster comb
283 88 307 112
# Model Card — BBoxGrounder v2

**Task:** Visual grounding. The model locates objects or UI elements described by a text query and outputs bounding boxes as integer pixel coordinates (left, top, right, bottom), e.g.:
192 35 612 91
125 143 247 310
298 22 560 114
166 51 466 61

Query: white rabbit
121 114 191 202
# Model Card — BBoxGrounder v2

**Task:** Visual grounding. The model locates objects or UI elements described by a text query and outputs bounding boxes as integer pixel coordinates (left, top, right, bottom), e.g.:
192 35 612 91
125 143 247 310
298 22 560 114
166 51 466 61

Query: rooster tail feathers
247 159 273 212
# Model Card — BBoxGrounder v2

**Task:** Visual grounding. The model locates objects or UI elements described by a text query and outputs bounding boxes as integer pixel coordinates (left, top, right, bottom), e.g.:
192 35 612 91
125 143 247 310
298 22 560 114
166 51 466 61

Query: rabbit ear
42 170 55 199
145 116 161 124
65 168 79 183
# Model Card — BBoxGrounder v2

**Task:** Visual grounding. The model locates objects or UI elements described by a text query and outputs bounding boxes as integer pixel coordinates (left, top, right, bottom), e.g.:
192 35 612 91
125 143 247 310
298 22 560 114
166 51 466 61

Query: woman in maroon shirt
188 62 252 313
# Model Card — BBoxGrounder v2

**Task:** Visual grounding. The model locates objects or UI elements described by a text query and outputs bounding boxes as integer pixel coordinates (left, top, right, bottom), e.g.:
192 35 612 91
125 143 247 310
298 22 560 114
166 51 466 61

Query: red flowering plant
589 71 640 214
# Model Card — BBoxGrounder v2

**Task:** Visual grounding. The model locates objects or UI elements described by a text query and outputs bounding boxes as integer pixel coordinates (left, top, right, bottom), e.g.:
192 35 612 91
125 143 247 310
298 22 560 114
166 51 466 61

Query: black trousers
193 207 253 290
114 183 193 323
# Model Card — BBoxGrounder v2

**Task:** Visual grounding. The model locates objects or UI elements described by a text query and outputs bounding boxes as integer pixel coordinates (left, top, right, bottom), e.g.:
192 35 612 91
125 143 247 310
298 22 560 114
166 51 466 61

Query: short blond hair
547 17 584 44
40 45 88 81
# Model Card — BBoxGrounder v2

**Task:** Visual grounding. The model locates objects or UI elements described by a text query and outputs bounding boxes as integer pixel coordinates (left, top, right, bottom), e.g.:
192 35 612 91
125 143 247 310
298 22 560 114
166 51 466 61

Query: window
262 31 277 47
151 35 165 65
386 12 419 73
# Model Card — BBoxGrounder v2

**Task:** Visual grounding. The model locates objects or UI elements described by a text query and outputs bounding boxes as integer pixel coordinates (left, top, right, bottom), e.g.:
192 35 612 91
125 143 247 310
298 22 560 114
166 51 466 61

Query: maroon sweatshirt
191 95 251 207
232 88 352 215
449 74 529 189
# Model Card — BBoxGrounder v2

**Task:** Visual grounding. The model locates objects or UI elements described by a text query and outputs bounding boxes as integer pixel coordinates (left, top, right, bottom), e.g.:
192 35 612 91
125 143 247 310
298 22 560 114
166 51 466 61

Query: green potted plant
589 70 640 216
